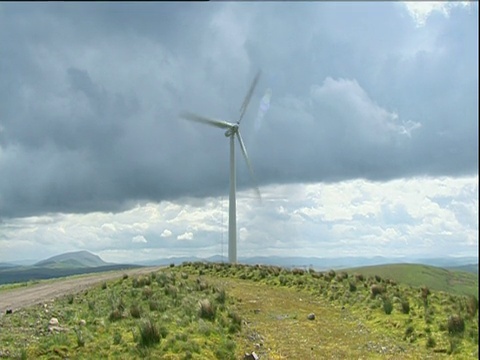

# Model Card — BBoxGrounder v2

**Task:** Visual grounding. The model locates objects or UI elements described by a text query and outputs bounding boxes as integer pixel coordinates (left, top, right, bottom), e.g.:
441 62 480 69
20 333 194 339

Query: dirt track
0 266 163 316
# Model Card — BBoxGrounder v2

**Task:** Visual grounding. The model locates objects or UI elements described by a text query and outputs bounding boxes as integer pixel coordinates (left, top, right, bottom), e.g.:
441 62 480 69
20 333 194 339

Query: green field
0 262 478 359
346 263 478 297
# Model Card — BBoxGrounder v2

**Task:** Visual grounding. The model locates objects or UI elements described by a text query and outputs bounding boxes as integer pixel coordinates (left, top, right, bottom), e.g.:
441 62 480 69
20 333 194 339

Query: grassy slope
0 263 478 359
345 263 478 297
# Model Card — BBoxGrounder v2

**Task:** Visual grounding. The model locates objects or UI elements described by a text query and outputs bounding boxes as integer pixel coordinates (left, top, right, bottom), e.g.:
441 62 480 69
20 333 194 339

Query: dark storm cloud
0 2 477 218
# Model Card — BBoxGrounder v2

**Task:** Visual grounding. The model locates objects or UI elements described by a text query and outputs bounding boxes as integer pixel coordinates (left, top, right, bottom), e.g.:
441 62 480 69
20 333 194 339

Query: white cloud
177 232 194 241
161 229 172 238
101 223 116 233
132 235 147 244
0 175 467 263
403 1 472 27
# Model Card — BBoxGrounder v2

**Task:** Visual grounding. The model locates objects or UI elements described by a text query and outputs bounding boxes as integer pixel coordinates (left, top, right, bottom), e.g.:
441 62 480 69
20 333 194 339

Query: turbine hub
224 124 239 137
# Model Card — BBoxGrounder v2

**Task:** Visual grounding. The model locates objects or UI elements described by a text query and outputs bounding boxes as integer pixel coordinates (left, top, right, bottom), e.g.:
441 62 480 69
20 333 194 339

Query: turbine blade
180 112 234 130
238 70 261 124
236 132 262 201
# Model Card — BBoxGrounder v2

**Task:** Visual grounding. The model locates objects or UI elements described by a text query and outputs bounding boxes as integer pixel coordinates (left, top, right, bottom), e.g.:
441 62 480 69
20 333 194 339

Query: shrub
149 300 164 312
165 284 178 298
138 318 161 347
198 299 216 321
156 272 168 286
404 325 416 342
348 282 357 292
383 298 393 315
116 298 126 312
447 314 465 335
401 300 410 314
466 295 478 317
426 336 436 348
354 273 364 282
130 304 142 318
196 280 209 292
292 268 305 276
122 273 129 280
142 286 153 299
295 277 305 286
405 325 414 336
421 286 430 303
228 311 242 333
336 272 348 282
109 309 123 322
67 294 74 304
101 282 107 290
167 272 177 284
137 276 152 287
215 288 227 304
370 284 384 298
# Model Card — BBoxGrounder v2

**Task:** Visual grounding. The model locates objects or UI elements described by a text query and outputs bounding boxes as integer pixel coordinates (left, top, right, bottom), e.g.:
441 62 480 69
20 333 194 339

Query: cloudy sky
0 2 478 263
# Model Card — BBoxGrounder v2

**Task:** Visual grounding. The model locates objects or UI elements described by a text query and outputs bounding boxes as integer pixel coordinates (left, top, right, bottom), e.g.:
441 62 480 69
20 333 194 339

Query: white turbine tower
180 71 262 264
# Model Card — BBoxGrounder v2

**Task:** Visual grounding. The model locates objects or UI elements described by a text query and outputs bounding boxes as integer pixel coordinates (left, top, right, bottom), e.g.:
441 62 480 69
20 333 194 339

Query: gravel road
0 266 163 316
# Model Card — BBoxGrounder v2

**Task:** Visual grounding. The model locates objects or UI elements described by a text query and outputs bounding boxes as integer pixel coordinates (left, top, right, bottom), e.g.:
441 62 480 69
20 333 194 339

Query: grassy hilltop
0 262 478 359
346 263 478 297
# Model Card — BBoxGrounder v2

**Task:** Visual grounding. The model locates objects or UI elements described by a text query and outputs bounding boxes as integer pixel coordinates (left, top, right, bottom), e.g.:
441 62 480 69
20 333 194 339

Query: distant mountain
34 251 110 269
446 263 478 275
9 259 38 266
0 262 18 271
412 257 479 268
0 251 143 286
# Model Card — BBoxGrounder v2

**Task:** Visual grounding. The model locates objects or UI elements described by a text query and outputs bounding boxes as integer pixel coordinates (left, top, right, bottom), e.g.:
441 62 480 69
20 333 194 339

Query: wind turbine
180 70 262 264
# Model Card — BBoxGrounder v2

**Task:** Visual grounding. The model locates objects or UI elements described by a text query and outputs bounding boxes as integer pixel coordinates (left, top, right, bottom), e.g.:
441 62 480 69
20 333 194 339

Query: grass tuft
447 314 465 334
383 298 393 315
138 318 161 347
130 303 142 318
198 298 216 321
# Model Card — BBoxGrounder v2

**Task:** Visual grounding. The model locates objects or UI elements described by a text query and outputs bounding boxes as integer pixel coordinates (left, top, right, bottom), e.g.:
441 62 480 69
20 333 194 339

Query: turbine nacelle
224 124 238 137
